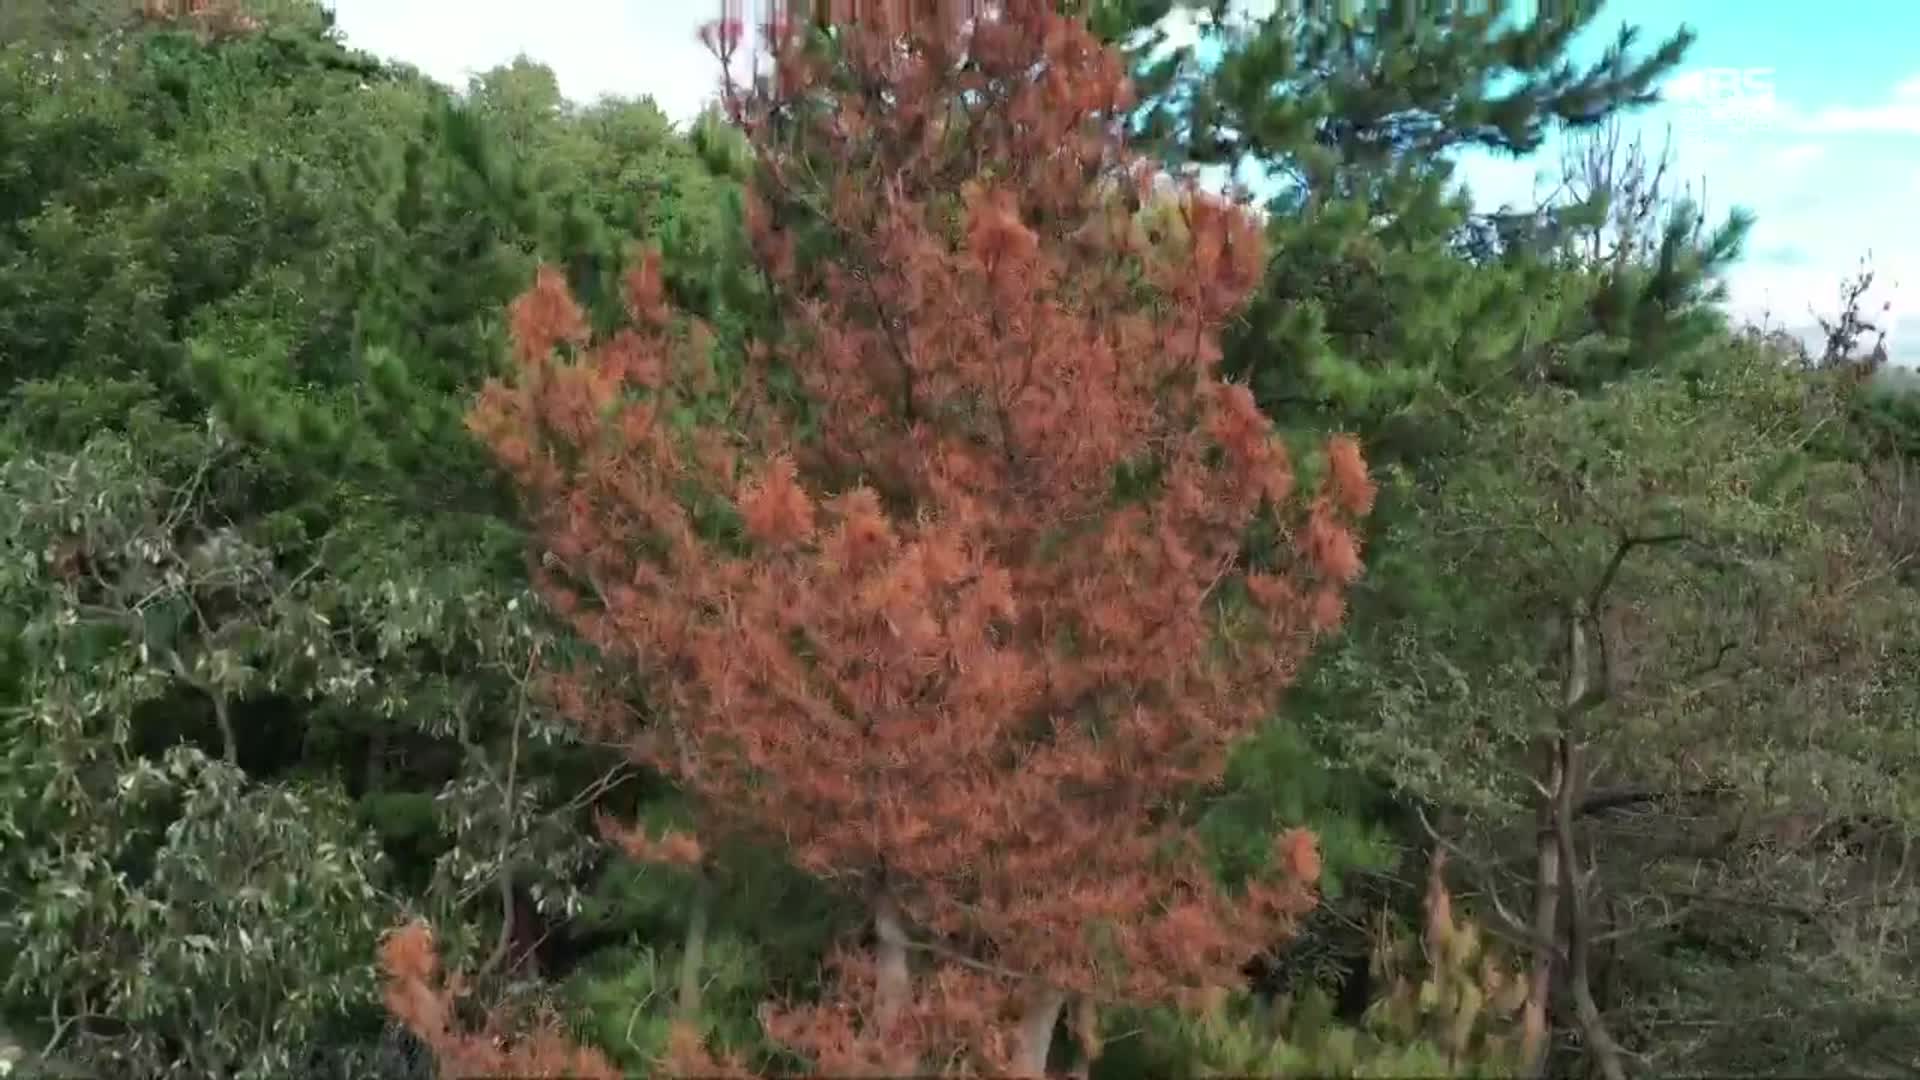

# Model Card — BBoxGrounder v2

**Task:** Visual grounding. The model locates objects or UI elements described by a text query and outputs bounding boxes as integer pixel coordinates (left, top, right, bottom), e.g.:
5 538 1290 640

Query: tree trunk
677 877 711 1021
169 650 236 765
1554 739 1628 1080
1519 747 1563 1077
365 723 388 793
872 891 911 1034
479 866 517 978
1012 984 1066 1078
212 689 236 766
1522 608 1590 1076
1067 995 1100 1080
869 890 918 1075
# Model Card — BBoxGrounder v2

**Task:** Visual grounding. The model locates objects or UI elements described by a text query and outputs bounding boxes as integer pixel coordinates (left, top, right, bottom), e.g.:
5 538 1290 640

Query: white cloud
1726 254 1913 357
1801 101 1920 136
1889 315 1920 366
1774 142 1825 169
1451 152 1555 210
1724 263 1838 326
324 1 734 122
1662 72 1920 139
1155 6 1206 52
1782 73 1920 136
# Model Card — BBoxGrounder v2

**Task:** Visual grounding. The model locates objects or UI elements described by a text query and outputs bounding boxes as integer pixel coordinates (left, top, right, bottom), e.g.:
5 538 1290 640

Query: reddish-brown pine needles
139 0 262 36
378 921 622 1080
460 2 1374 1074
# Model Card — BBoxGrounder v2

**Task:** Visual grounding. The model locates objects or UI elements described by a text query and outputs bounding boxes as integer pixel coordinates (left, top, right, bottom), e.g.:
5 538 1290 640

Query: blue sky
1452 0 1920 361
322 1 1917 361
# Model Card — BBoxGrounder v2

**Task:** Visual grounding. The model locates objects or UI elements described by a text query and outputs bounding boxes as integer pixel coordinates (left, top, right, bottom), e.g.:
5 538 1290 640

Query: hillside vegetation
1 2 1914 1077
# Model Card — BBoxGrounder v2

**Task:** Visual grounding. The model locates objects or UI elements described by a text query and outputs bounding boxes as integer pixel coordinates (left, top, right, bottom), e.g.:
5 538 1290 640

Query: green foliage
0 5 754 1070
1196 721 1397 900
1322 342 1876 816
567 931 797 1074
0 430 396 1078
1101 5 1917 1074
1124 0 1691 183
1104 5 1741 466
1 3 1914 1076
0 745 392 1079
1101 906 1527 1078
1283 261 1920 1076
560 822 857 1072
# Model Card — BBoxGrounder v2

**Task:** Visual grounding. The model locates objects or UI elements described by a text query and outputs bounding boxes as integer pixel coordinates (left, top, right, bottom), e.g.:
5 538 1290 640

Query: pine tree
1103 0 1706 446
1123 0 1690 188
0 11 750 1071
467 4 1373 1074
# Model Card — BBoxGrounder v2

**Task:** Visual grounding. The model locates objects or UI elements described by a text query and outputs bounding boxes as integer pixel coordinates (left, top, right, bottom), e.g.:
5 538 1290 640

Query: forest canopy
0 1 1914 1077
